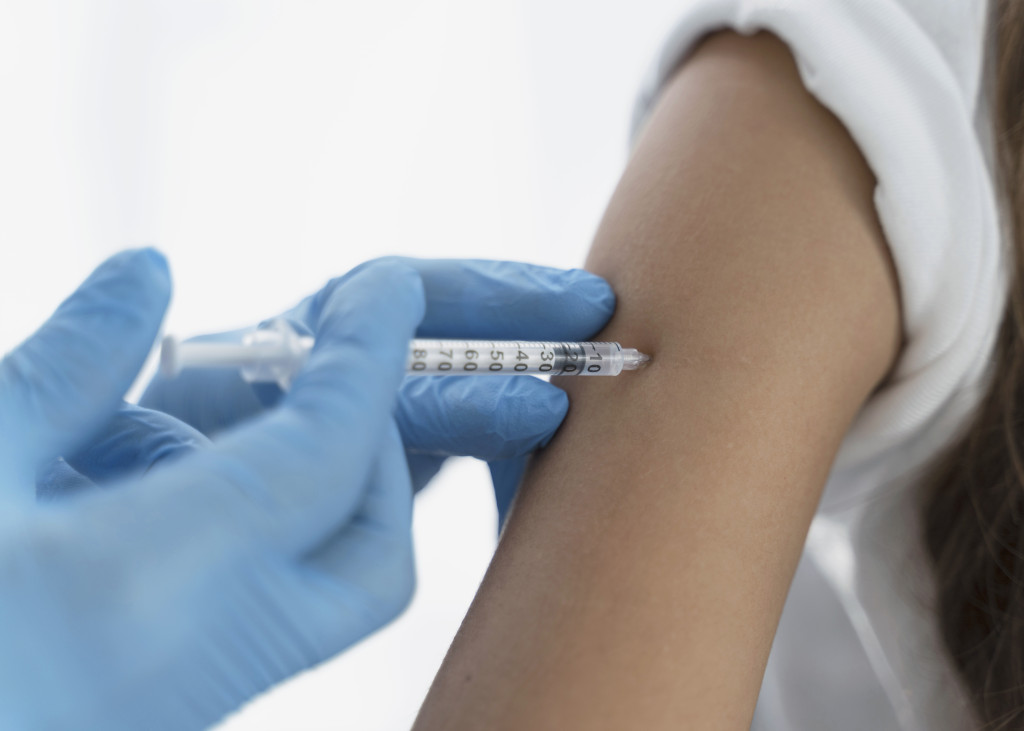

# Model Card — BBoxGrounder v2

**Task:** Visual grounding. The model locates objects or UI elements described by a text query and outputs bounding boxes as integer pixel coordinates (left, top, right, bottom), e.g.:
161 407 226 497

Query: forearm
416 32 900 729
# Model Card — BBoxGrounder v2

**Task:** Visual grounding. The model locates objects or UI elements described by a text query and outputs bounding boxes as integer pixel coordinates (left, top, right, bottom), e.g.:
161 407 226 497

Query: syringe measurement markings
161 329 649 384
409 340 568 374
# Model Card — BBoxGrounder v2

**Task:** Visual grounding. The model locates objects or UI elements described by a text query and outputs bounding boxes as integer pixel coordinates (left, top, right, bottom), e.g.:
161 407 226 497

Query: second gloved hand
7 252 426 729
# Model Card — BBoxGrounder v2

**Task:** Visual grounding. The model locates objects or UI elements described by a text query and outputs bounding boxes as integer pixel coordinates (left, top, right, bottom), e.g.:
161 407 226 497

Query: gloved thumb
0 248 171 497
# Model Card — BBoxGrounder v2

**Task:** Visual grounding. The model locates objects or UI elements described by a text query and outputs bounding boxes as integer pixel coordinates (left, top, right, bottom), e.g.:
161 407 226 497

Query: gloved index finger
95 260 425 556
408 259 616 341
280 259 615 344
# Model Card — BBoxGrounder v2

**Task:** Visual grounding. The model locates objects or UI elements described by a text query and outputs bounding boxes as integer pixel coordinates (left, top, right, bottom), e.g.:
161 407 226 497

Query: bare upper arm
415 31 901 730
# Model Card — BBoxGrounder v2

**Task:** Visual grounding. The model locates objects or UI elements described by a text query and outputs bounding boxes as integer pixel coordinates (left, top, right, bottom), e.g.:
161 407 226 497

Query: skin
414 31 902 730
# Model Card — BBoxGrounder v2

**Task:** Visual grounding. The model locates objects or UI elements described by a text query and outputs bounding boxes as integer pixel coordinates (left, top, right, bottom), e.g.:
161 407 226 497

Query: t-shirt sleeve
631 0 1007 475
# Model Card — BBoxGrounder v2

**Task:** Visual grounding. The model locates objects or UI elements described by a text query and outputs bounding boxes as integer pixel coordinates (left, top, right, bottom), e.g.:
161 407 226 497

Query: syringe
160 318 650 389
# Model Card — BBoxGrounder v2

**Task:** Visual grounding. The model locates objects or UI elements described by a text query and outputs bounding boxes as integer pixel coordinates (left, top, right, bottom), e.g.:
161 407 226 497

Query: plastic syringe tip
621 349 651 370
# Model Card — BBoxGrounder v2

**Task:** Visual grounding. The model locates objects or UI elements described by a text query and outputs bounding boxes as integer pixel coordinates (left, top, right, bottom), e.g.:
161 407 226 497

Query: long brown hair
921 1 1024 728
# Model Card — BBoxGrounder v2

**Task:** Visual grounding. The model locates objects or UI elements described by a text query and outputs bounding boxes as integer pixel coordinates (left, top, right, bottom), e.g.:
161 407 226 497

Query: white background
0 2 683 728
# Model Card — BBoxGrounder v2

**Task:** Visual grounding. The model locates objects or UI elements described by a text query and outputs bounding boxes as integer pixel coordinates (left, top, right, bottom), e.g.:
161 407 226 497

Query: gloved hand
139 258 616 525
3 249 428 729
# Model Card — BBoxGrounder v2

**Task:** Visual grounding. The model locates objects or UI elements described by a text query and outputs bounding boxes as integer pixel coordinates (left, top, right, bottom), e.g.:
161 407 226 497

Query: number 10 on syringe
407 340 647 376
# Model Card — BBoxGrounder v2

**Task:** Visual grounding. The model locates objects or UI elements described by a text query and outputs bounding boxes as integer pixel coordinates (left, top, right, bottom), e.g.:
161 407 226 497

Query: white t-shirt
631 2 1007 729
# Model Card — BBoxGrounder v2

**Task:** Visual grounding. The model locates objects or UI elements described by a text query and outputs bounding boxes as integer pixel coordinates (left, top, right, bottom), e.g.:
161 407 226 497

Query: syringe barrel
161 326 648 389
406 340 631 376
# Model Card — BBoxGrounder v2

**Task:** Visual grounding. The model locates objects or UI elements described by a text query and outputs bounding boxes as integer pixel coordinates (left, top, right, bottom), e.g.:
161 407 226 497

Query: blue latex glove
140 258 616 525
36 402 211 500
2 249 429 729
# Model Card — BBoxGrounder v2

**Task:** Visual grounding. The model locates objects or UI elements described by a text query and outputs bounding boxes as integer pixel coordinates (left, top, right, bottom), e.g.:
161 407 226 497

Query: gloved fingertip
135 246 170 274
106 247 171 298
563 268 616 313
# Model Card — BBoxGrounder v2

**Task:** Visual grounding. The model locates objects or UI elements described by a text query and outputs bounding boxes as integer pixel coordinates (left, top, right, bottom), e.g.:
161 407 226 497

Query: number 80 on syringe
406 340 649 377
